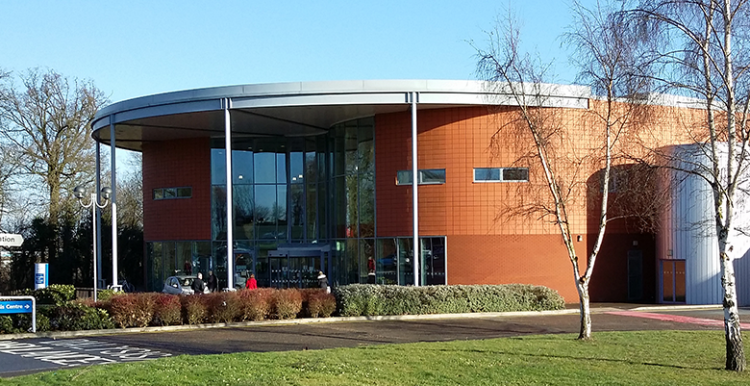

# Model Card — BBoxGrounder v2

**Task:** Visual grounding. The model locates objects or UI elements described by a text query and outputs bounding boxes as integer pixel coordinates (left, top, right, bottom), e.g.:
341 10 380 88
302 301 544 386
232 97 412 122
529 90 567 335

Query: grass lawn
3 330 750 385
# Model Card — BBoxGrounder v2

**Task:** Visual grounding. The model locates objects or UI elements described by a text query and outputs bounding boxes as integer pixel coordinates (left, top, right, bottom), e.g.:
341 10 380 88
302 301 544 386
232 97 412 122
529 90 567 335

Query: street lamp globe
100 187 112 200
73 185 87 200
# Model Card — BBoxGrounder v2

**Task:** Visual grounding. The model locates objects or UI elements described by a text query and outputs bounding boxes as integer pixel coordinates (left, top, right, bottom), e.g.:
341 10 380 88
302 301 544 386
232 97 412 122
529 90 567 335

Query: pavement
0 303 745 378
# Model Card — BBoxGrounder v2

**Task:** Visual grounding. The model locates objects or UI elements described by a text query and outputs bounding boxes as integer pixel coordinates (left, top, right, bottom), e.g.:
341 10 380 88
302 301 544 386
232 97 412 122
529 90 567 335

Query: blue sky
1 0 591 104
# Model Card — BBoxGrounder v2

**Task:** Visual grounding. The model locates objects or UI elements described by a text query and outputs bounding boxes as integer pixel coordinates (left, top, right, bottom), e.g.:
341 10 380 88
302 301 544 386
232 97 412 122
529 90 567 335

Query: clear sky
1 0 591 104
1 0 597 174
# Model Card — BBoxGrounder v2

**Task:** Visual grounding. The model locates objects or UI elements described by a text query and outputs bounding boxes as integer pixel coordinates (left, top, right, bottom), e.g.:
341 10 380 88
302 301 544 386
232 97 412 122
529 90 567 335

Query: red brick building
91 80 714 303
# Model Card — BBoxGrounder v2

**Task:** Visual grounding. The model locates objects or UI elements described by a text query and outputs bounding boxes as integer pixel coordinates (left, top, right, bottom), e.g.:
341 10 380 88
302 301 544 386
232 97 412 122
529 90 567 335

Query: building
91 79 745 304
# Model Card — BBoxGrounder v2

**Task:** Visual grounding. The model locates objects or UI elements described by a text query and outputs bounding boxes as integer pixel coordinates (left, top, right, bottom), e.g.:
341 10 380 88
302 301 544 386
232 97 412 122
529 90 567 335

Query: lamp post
74 185 112 302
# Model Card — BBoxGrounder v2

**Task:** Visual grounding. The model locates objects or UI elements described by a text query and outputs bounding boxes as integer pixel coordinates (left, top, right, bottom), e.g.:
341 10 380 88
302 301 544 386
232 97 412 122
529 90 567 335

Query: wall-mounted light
577 235 582 242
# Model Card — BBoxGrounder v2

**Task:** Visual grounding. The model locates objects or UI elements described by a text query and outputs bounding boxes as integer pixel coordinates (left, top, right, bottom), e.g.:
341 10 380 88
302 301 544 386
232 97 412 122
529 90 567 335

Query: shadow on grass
435 347 720 371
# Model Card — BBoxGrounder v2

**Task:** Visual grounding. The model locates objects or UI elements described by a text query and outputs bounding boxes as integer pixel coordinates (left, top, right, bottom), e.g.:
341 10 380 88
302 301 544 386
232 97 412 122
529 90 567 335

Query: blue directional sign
0 300 33 314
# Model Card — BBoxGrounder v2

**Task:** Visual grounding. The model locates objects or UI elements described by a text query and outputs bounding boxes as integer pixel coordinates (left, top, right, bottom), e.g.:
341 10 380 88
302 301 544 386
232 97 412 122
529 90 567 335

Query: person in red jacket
245 273 258 290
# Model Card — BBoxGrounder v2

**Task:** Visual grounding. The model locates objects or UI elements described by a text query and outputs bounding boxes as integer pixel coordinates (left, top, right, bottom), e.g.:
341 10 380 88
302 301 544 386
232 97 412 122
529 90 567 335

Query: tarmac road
0 306 745 378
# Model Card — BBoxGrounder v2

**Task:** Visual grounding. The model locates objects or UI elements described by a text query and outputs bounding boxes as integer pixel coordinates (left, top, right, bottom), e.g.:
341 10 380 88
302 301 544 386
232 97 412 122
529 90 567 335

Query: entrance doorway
661 259 686 303
627 250 643 301
267 245 330 289
233 249 255 289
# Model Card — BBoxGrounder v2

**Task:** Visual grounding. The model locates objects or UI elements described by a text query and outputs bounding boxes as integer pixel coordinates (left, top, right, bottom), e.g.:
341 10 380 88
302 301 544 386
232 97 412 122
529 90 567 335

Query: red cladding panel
142 138 211 241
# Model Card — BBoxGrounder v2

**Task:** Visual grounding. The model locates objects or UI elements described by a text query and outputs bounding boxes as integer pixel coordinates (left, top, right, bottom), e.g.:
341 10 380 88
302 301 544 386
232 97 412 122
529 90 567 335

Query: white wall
658 144 750 305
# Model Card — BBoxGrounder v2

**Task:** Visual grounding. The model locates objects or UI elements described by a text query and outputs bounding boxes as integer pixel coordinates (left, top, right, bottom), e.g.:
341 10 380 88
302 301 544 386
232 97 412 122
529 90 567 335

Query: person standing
207 270 218 293
191 272 206 294
367 257 376 284
245 273 258 290
317 271 330 293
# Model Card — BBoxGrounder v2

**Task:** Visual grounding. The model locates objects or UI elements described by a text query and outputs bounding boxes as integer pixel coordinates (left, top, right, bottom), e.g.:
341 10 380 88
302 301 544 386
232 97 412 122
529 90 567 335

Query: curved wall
131 85 700 301
374 105 663 301
375 106 602 300
657 144 750 305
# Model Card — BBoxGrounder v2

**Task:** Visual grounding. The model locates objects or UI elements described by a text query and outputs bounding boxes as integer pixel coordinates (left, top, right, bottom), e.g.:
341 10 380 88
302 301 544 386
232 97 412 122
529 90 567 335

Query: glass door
270 256 288 288
269 255 321 288
234 250 255 289
661 259 686 303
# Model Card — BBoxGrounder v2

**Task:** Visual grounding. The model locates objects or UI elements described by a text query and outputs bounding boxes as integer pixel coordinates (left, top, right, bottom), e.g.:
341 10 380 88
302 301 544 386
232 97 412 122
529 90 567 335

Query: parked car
162 275 208 295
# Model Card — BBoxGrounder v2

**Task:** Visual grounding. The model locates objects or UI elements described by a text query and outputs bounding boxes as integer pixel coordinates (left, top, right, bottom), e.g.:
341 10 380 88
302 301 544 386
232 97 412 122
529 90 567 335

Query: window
473 168 529 183
396 169 446 185
153 187 192 200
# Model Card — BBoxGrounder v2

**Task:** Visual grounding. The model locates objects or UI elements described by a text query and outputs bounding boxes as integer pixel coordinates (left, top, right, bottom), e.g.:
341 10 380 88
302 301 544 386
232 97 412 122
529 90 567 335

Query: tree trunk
577 281 591 340
720 250 746 371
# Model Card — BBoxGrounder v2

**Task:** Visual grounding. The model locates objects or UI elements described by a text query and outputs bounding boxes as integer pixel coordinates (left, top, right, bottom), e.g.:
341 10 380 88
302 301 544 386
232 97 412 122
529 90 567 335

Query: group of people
190 271 218 294
189 270 333 293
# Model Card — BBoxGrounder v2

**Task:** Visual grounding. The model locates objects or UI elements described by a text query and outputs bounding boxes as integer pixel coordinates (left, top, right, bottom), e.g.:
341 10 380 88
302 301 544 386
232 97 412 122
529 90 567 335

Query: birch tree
631 0 750 371
474 1 647 339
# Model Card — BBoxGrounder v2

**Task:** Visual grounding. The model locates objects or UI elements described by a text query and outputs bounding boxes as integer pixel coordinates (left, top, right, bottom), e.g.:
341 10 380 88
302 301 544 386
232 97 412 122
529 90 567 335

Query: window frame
396 169 446 186
473 167 529 183
153 186 193 200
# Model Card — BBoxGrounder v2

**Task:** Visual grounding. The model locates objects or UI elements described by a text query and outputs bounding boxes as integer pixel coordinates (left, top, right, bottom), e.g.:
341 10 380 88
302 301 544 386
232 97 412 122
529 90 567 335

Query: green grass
4 331 750 385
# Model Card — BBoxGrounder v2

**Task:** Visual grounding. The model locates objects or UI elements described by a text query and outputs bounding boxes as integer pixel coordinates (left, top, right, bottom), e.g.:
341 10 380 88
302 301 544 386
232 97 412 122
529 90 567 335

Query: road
0 307 746 378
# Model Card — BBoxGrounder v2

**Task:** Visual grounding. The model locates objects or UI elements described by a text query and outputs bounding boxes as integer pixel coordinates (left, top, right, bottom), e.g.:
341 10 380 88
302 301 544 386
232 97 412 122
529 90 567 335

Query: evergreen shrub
335 284 564 317
43 302 113 331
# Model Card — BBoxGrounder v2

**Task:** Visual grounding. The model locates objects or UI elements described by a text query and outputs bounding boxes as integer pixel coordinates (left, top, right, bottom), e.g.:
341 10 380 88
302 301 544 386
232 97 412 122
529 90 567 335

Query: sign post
0 296 36 333
0 233 24 247
34 263 48 290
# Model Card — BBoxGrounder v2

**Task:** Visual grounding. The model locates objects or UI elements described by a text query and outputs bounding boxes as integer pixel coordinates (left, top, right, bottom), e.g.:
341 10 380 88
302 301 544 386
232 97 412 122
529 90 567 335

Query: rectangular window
396 169 446 185
177 187 192 198
474 168 501 181
473 167 528 183
396 170 413 185
503 168 529 181
154 187 192 200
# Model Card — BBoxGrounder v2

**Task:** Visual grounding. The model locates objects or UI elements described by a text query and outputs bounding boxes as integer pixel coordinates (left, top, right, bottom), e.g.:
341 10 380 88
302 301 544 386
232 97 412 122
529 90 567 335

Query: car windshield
180 278 194 286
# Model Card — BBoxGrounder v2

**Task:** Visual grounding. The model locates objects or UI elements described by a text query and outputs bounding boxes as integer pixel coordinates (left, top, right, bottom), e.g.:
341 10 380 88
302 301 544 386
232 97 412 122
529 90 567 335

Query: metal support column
224 98 235 290
95 142 103 286
110 119 119 290
411 92 420 287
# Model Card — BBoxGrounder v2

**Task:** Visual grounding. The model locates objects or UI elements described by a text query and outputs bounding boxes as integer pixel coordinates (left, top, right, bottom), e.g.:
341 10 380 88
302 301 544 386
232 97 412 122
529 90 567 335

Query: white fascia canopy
91 79 591 152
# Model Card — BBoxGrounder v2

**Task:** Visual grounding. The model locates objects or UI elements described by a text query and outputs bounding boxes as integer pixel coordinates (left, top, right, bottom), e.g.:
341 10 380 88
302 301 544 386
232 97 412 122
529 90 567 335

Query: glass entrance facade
145 117 448 290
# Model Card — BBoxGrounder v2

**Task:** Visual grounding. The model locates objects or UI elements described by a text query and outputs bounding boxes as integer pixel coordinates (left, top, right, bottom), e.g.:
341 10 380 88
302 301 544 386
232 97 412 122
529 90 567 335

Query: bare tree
474 1 648 339
0 68 108 224
0 143 19 231
630 0 750 371
0 69 14 231
115 153 143 229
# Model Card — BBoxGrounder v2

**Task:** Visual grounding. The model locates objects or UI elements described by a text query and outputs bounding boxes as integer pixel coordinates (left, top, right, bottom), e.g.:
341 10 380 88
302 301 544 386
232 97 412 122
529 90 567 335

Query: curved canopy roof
92 79 591 152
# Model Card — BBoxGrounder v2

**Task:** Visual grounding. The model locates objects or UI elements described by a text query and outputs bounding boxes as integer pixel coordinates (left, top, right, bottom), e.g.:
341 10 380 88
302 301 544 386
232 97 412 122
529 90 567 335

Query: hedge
1 284 561 334
334 284 565 317
9 284 76 306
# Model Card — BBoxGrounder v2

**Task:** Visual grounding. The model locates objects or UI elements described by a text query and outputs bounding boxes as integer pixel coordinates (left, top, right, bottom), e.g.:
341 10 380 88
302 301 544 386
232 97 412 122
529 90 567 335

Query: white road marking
0 339 171 369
